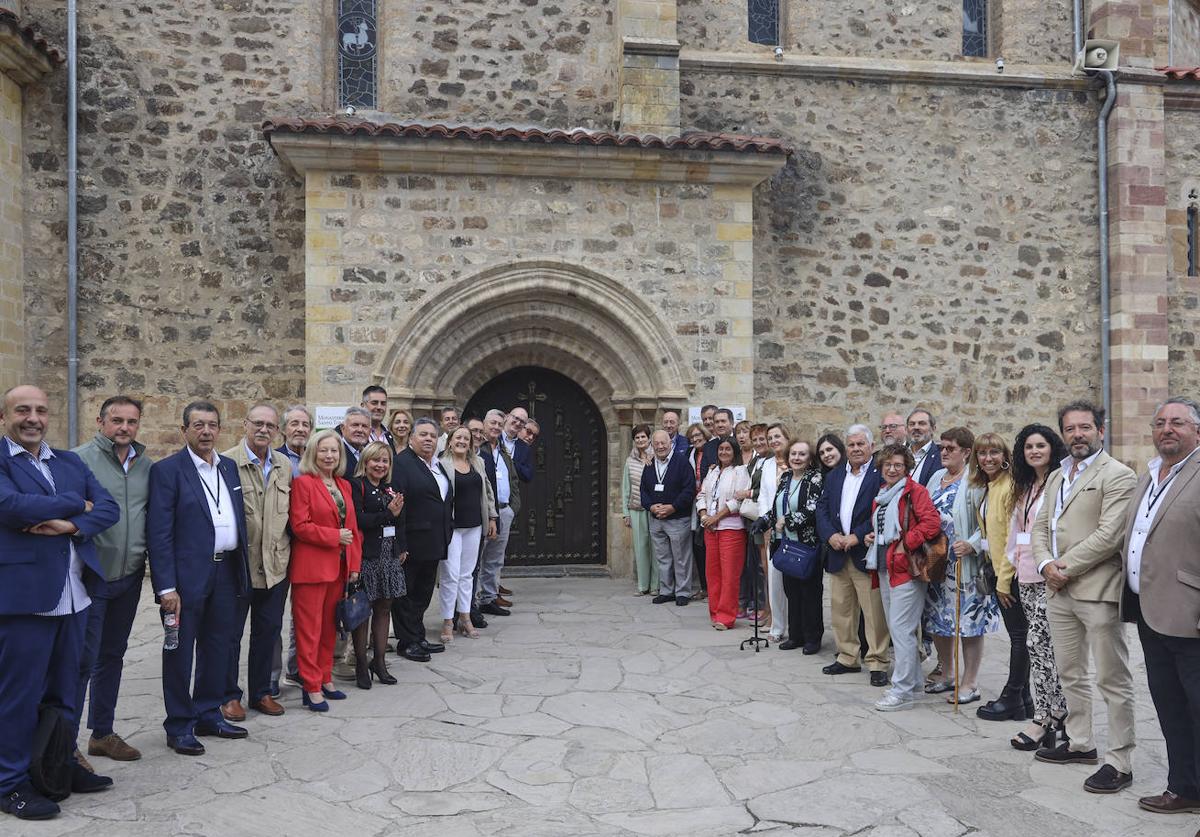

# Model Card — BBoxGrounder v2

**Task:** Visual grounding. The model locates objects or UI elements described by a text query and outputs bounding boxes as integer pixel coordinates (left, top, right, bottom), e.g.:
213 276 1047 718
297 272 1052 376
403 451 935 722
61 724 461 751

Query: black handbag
336 580 371 637
29 704 73 802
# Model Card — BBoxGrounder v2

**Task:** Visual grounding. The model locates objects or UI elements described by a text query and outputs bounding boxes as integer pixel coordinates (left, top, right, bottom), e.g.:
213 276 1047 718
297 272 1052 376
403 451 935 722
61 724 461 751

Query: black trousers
1138 610 1200 799
692 527 707 592
392 560 440 647
227 579 289 704
782 571 824 648
996 577 1031 698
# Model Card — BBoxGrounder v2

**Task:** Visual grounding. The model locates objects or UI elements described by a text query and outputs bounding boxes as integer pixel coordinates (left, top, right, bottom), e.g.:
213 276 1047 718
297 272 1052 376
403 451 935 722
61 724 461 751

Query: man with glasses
1120 399 1200 815
1032 400 1136 793
879 412 907 447
222 405 292 719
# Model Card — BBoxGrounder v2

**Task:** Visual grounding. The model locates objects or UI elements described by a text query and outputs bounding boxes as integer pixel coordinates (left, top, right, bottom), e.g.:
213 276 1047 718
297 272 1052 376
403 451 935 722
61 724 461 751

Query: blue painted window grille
963 0 988 57
748 0 780 46
338 0 377 109
1188 201 1198 278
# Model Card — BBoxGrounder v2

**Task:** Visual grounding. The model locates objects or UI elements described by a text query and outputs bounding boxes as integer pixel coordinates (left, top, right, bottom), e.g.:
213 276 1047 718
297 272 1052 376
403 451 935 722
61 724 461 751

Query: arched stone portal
374 260 695 575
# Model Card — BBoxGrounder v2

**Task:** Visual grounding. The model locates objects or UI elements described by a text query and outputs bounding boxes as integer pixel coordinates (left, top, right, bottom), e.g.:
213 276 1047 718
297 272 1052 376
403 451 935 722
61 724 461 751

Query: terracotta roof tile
0 7 64 65
1157 66 1200 81
261 117 793 155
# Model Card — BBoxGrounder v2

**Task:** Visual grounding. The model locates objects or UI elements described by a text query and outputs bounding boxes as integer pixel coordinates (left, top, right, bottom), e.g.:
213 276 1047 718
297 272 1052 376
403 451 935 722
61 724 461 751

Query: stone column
616 0 680 135
0 71 22 392
1088 1 1171 465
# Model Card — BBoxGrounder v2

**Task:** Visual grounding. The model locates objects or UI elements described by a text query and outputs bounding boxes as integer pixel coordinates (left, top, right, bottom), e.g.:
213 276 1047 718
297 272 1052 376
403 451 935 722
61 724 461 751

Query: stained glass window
748 0 780 46
338 0 377 109
962 0 988 57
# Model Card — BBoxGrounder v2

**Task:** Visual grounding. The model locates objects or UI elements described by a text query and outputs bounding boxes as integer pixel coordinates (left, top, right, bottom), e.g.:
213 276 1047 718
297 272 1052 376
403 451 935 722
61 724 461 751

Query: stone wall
1173 0 1200 66
993 0 1075 65
0 70 23 392
682 71 1102 442
380 0 618 130
20 0 321 450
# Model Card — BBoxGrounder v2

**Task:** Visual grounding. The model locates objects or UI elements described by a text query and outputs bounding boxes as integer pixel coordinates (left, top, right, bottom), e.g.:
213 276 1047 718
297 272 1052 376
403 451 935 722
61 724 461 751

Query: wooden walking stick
952 555 962 711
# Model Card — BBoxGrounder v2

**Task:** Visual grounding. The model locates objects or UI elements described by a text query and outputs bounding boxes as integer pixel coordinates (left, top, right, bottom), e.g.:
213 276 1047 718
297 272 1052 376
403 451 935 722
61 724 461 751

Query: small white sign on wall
687 406 747 425
314 405 350 429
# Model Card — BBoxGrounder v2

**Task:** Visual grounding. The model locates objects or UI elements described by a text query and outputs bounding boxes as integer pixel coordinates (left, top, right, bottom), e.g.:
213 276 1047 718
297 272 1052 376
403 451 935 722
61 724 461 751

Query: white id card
654 483 665 492
1014 532 1031 546
980 538 990 552
382 526 396 538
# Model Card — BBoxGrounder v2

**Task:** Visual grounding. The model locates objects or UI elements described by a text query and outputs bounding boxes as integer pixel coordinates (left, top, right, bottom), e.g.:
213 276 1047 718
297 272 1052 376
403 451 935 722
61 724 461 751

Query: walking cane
952 555 962 711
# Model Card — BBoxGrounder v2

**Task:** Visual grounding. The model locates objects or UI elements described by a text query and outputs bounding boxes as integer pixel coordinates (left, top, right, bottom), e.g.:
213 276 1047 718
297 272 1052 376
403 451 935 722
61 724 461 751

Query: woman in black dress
349 442 406 688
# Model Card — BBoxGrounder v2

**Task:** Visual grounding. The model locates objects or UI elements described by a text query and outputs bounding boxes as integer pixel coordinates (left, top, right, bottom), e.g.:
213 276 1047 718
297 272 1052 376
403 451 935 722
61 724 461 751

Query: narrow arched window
338 0 378 109
1188 200 1199 278
748 0 780 46
962 0 988 57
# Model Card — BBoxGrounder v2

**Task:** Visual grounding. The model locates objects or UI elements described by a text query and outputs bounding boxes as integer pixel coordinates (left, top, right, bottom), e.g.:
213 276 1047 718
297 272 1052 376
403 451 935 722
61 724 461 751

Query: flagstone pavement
18 577 1194 836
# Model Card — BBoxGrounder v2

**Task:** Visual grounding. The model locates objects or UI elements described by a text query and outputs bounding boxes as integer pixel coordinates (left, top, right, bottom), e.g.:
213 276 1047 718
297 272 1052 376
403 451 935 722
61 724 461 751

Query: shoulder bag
336 579 371 637
903 497 949 585
769 475 820 579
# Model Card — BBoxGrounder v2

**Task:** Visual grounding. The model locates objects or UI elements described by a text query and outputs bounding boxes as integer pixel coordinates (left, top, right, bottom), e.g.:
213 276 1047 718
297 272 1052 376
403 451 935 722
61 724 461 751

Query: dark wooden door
465 367 605 566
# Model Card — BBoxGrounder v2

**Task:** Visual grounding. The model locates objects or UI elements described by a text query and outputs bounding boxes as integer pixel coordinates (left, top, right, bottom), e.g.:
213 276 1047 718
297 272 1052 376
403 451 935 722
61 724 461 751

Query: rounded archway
465 367 606 567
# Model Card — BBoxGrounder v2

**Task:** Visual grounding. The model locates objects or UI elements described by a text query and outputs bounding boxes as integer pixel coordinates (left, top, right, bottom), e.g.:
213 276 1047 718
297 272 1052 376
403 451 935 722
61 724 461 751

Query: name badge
382 526 396 538
1015 532 1031 546
654 483 665 493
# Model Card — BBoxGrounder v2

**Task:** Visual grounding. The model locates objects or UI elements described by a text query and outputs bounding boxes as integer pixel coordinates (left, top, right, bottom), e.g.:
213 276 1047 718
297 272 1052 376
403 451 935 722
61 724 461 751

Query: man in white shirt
1031 400 1136 793
478 410 517 615
907 408 941 485
148 401 251 757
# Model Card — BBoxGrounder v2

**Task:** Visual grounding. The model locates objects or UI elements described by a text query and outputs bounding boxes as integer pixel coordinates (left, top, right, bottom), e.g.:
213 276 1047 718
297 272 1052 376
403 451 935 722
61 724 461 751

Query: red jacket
289 474 362 583
873 477 941 587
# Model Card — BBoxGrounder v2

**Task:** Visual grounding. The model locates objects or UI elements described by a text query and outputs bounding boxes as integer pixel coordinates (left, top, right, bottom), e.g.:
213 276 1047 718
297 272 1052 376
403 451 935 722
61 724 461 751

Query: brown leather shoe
494 596 512 608
87 733 142 761
1138 790 1200 814
220 699 247 722
250 695 285 716
498 585 512 596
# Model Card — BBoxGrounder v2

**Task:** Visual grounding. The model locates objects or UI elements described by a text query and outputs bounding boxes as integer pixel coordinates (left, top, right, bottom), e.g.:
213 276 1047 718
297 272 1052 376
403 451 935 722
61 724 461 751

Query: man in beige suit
222 404 293 718
1120 397 1200 816
1031 400 1136 793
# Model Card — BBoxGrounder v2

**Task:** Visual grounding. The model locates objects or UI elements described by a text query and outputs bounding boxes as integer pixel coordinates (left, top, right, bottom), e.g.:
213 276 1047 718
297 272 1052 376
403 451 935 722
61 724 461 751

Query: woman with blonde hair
388 409 412 455
438 426 497 642
348 442 405 688
686 422 709 598
290 429 362 712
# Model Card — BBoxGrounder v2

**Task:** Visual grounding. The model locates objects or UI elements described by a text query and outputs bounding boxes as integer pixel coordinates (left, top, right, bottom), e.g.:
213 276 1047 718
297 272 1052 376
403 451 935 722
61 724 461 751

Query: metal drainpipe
67 0 79 446
1073 0 1084 55
1096 69 1116 449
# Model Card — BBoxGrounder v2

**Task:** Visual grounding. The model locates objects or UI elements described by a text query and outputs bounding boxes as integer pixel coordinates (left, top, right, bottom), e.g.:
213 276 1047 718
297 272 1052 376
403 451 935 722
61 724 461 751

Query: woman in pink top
698 437 751 630
1006 423 1070 751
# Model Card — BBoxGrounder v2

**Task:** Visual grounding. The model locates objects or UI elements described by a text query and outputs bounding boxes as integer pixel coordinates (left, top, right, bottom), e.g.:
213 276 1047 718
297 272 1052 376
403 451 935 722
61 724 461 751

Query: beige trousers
1046 589 1136 773
829 563 890 671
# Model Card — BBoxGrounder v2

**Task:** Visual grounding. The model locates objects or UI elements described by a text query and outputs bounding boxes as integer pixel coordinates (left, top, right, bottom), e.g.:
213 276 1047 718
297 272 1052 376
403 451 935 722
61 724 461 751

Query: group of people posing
0 384 539 821
621 400 1200 817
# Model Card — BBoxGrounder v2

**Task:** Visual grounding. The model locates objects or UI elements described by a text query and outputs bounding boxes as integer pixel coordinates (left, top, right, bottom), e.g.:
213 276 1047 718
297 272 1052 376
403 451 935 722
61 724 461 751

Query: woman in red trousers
698 437 751 629
290 429 362 712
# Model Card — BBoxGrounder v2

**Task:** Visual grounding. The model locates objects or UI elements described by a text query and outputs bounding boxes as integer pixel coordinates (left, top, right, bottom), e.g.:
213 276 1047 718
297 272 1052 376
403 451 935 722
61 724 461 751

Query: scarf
864 478 906 570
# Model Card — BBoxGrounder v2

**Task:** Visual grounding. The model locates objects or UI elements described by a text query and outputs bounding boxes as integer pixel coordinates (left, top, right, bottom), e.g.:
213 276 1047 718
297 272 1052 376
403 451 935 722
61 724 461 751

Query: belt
212 550 237 562
498 502 509 509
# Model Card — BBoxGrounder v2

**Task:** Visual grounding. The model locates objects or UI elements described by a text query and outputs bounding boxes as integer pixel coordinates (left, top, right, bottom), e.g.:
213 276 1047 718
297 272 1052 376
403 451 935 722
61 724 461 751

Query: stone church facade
2 0 1199 574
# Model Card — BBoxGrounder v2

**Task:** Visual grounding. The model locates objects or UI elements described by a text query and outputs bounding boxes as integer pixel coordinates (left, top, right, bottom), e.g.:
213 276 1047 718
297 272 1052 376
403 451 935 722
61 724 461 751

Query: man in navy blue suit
641 430 697 605
0 385 119 820
816 424 890 686
907 408 942 486
147 401 250 756
661 409 690 456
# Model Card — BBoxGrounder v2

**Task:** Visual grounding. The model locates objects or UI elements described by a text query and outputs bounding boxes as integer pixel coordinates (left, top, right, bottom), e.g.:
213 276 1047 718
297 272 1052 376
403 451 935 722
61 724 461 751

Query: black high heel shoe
1011 719 1055 751
370 656 397 685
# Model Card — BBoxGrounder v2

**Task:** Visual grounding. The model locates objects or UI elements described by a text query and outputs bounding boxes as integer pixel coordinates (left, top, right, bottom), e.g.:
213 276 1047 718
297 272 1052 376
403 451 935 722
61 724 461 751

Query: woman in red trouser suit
698 437 751 629
289 429 362 712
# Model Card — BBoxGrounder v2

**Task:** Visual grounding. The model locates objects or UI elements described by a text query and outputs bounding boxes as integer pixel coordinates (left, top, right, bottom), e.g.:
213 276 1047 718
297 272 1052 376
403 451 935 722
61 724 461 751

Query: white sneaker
874 692 913 712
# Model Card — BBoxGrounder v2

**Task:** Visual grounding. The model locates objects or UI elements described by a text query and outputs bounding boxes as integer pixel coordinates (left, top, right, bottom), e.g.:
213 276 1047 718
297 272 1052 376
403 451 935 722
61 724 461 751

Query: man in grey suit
1120 397 1200 815
1032 400 1136 793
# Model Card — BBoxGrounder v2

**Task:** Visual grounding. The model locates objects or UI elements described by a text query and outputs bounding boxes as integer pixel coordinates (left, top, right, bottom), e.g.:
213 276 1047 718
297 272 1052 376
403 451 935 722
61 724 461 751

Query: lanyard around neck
198 462 222 512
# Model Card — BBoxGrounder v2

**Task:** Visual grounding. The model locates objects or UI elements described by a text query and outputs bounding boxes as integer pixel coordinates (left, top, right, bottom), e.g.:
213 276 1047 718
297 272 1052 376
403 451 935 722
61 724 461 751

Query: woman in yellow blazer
970 432 1024 722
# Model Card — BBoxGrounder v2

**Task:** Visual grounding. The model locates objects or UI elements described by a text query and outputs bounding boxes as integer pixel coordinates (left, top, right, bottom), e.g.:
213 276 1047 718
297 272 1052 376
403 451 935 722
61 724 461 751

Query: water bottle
162 611 179 651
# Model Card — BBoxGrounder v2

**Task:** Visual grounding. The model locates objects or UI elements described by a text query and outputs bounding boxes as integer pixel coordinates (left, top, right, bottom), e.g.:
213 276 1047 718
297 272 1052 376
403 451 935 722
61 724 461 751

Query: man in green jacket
72 395 153 763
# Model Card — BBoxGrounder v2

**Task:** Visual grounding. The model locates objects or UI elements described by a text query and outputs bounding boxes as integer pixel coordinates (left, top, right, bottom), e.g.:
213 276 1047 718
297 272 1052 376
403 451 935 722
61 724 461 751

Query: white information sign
314 404 350 429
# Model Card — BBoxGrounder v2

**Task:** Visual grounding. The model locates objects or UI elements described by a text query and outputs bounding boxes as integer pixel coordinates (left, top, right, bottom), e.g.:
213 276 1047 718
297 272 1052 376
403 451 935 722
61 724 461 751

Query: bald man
0 385 120 819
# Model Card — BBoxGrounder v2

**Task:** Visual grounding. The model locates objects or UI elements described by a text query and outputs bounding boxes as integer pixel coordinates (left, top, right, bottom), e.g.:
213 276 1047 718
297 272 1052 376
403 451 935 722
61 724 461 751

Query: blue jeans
74 571 143 739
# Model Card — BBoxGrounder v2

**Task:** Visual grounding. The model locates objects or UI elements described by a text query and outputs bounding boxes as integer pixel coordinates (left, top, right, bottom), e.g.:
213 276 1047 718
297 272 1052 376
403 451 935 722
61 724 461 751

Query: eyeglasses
1152 418 1199 430
247 420 279 431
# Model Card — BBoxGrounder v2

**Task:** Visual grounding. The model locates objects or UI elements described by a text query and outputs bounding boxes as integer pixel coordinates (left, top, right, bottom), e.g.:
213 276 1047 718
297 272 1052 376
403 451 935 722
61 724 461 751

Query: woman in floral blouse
763 440 824 653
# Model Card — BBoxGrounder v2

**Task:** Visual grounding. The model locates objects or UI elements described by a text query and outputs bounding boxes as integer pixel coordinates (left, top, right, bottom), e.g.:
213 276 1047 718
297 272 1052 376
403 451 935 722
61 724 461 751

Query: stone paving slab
17 576 1197 836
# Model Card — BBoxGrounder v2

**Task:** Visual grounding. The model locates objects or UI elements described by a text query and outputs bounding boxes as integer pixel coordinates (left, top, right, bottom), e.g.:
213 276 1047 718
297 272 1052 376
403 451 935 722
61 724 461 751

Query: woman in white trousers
438 427 497 642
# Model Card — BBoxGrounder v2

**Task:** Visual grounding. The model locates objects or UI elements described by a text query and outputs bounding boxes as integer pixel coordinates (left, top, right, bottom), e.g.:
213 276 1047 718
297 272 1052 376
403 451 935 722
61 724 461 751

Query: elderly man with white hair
816 424 891 686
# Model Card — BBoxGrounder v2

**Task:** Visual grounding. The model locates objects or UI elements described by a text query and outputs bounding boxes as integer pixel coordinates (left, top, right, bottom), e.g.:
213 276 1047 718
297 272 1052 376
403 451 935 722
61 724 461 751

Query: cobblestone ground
19 577 1193 836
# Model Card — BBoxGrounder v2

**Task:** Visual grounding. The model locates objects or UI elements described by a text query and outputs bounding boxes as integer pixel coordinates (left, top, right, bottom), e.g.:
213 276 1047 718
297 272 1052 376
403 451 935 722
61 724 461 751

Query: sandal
457 620 479 639
440 621 454 644
924 680 954 694
1011 720 1055 752
948 687 980 704
713 622 728 631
